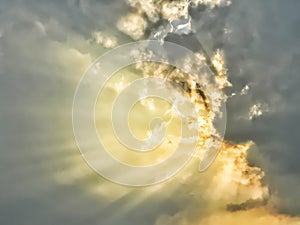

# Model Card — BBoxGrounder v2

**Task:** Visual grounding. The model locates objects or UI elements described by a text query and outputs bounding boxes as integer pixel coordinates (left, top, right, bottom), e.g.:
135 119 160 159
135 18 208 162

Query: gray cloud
0 0 300 224
222 0 300 215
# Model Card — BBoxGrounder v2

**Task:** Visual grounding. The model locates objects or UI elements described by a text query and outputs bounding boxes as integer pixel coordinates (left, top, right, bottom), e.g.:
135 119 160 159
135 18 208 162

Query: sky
0 0 300 224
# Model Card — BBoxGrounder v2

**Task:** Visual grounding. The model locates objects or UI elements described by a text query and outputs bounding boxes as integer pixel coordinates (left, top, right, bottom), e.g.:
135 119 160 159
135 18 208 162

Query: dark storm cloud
181 0 300 216
222 0 300 215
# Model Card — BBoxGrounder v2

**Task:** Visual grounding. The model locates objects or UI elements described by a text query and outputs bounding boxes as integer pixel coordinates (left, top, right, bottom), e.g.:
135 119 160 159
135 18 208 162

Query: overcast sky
0 0 300 224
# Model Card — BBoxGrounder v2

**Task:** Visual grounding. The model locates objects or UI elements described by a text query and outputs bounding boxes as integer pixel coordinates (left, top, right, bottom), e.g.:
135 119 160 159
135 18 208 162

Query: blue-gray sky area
0 0 300 224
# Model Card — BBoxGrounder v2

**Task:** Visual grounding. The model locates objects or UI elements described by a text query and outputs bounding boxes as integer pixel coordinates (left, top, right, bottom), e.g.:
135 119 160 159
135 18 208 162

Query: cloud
221 0 300 214
196 208 300 225
0 0 300 225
